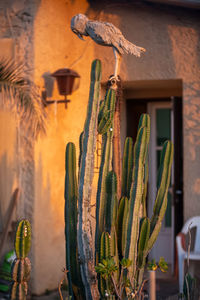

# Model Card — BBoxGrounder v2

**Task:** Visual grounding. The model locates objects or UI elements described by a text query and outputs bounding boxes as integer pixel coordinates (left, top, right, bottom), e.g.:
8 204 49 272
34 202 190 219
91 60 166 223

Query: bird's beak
78 33 85 41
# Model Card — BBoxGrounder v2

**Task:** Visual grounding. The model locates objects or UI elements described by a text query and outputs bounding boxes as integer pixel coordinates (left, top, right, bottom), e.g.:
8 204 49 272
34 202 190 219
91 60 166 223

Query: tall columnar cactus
64 59 173 299
95 92 116 267
121 137 133 199
11 219 31 300
65 142 85 299
124 125 149 279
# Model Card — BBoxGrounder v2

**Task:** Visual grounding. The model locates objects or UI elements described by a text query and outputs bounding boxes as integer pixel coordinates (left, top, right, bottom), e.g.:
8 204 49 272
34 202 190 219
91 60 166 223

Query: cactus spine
11 220 31 300
64 60 173 299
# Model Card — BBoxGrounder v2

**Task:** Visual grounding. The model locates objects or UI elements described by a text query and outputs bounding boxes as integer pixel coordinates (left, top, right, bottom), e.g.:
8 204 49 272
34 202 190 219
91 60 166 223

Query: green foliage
158 257 168 273
120 258 132 269
0 59 46 138
11 220 31 300
183 272 196 300
95 258 118 280
64 60 173 299
147 257 168 273
147 259 158 271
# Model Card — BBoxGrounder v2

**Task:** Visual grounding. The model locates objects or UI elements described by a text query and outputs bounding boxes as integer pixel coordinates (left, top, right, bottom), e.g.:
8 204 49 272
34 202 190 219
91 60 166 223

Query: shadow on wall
42 71 55 98
0 153 17 259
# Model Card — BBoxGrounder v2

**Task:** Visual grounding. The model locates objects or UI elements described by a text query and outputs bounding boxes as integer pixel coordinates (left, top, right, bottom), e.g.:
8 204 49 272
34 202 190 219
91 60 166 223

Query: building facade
0 0 200 294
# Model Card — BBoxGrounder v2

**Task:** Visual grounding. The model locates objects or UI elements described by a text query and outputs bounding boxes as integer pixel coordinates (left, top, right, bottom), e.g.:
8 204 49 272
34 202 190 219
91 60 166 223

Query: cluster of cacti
64 59 173 299
10 219 31 300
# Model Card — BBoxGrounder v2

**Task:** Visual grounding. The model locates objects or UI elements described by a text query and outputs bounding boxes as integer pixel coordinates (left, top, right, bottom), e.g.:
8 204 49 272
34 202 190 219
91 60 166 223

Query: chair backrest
181 216 200 253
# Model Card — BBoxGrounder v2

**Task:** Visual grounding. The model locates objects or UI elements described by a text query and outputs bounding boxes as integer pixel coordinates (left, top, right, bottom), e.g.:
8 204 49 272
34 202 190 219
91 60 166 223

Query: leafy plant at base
183 273 196 300
64 59 173 299
147 257 168 272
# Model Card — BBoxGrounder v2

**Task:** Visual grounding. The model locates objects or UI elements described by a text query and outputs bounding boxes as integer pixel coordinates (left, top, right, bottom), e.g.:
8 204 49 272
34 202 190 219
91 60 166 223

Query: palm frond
0 59 47 139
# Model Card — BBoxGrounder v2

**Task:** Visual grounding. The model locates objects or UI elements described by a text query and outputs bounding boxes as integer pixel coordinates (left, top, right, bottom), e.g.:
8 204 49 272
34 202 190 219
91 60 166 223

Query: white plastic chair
176 216 200 293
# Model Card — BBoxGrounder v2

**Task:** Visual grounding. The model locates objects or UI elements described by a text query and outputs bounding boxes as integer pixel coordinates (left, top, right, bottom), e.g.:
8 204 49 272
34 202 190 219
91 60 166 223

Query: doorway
124 80 183 274
148 102 174 268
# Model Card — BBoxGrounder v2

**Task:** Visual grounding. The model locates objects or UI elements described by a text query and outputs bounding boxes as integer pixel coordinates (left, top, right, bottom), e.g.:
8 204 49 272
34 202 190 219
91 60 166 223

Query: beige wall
0 38 18 253
32 1 200 293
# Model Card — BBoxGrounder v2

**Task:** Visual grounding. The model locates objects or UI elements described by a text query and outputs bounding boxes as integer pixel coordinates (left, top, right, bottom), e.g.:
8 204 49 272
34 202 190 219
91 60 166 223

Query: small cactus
14 219 31 259
11 220 31 300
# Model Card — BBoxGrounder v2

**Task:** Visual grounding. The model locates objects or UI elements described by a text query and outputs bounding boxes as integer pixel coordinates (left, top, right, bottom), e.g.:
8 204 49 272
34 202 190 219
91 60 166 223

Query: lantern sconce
42 68 80 108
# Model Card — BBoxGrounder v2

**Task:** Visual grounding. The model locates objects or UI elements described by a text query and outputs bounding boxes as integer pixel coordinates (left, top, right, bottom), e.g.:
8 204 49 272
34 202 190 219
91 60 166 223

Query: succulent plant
64 59 173 299
11 219 31 300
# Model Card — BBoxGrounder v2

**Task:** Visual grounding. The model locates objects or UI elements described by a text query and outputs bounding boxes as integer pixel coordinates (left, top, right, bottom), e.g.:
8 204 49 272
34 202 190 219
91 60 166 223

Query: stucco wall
33 0 95 294
0 0 200 294
33 1 200 293
91 3 200 220
0 0 37 260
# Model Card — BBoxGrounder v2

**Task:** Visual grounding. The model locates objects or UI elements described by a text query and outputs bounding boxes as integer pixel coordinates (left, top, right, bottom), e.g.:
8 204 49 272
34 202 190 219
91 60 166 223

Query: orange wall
33 0 95 293
32 0 200 293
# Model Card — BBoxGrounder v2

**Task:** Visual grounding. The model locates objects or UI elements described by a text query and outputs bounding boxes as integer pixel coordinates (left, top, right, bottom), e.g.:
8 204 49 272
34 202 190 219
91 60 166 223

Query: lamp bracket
42 91 70 109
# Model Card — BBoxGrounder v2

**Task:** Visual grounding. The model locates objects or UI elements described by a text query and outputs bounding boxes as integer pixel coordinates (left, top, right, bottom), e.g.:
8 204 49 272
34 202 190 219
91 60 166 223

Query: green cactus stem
105 171 118 234
116 196 129 258
64 55 173 298
95 88 116 264
11 282 28 300
95 131 113 262
105 171 119 283
137 218 150 269
97 89 116 135
11 258 31 283
138 114 150 218
77 59 101 300
65 142 84 299
147 141 173 252
124 125 149 278
137 217 150 285
98 232 111 298
78 132 84 170
121 137 133 199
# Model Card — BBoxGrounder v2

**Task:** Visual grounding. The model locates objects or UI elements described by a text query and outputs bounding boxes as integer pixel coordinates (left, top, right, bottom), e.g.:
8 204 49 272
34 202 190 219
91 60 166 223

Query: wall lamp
42 68 80 108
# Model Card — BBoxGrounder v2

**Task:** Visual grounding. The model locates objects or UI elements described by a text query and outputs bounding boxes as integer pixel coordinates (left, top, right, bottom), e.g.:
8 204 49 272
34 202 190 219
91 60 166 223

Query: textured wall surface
33 0 91 294
33 1 200 293
0 0 200 294
0 0 37 263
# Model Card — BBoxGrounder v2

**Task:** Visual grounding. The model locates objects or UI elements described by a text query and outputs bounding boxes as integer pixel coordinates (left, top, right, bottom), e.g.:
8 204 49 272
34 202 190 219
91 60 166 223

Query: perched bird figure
71 13 146 79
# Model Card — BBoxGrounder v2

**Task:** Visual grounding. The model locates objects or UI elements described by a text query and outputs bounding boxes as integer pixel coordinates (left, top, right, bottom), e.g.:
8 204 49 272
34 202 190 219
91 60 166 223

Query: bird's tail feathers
121 38 146 57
